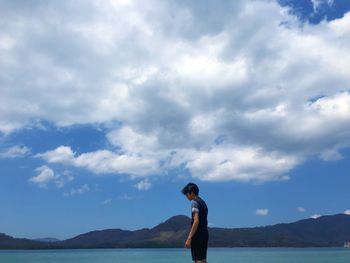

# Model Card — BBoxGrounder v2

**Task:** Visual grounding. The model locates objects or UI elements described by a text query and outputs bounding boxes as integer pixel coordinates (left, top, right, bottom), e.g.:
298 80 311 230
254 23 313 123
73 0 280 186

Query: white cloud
35 137 297 183
118 193 134 200
29 166 74 189
181 146 296 183
311 0 324 12
311 0 334 12
106 126 166 161
0 145 31 158
134 179 152 191
54 170 74 189
29 165 55 188
102 198 112 205
311 214 322 219
35 146 75 165
256 208 269 216
2 1 350 183
318 148 344 161
64 184 90 196
344 210 350 215
297 207 306 212
36 145 160 178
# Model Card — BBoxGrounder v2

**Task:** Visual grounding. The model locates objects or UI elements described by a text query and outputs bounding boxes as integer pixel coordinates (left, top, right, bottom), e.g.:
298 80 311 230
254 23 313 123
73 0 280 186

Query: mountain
0 233 46 249
1 214 350 249
208 213 350 247
151 215 190 232
34 238 60 242
49 215 191 248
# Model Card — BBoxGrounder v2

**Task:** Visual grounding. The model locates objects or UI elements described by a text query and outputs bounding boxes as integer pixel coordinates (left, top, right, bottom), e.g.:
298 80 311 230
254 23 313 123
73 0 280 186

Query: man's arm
187 212 199 240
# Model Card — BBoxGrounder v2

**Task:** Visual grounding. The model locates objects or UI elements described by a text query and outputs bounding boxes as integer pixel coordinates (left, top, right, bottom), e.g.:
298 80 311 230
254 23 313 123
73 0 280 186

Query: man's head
181 182 199 200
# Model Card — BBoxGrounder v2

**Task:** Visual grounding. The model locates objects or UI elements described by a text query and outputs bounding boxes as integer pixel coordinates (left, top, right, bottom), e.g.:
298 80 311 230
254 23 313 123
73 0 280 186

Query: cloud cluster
297 206 306 212
2 0 350 183
256 208 269 216
63 184 90 196
102 198 112 205
134 179 152 191
28 165 74 188
0 145 31 158
311 0 334 12
35 145 160 177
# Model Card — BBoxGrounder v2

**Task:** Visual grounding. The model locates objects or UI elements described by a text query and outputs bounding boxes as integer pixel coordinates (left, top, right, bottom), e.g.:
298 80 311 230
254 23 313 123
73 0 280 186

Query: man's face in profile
185 192 195 201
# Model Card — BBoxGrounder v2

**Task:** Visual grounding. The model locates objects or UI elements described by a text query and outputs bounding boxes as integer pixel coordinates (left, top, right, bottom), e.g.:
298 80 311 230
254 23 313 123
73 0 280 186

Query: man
181 182 209 263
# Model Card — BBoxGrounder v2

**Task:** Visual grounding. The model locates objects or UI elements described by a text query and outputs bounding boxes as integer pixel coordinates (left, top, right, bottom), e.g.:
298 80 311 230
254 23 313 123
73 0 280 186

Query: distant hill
34 238 60 242
1 214 350 249
0 233 46 249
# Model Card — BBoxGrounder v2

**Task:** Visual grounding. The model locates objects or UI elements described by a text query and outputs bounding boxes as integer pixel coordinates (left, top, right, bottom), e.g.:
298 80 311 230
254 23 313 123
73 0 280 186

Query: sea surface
0 247 349 262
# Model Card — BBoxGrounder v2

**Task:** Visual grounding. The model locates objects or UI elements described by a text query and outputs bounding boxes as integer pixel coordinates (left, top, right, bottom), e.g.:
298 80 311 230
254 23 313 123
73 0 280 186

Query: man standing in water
182 182 209 263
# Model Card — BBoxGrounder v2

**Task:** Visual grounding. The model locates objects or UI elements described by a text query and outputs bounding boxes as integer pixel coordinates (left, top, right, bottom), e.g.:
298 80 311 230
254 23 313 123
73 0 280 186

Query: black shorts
191 231 209 261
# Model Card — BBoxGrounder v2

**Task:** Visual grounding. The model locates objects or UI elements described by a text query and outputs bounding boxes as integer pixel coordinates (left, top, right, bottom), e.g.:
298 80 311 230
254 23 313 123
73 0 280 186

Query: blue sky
1 0 350 240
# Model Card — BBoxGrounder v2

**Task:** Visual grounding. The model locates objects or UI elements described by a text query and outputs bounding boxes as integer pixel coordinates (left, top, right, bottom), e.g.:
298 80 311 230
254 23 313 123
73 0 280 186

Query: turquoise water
1 247 350 262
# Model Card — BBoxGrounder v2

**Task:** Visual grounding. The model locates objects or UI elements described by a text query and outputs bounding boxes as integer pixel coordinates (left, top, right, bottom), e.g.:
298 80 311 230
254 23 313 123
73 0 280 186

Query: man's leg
195 240 208 263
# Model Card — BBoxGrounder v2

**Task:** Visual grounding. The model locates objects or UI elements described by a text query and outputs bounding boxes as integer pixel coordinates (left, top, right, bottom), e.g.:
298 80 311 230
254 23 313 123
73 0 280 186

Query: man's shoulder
191 199 199 206
197 196 206 203
198 197 208 210
193 196 207 206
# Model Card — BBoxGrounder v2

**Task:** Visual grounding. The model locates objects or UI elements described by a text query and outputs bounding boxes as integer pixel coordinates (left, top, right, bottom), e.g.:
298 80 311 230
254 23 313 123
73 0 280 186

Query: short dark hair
181 182 199 195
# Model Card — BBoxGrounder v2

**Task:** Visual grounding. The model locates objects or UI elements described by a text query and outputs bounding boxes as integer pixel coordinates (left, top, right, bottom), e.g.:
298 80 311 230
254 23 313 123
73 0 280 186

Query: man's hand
185 237 191 248
185 212 199 248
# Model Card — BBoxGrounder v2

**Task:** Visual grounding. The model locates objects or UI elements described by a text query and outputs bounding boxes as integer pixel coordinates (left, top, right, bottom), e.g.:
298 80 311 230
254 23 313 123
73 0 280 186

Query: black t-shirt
191 196 208 238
